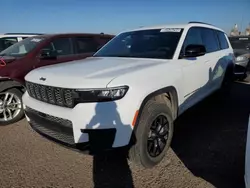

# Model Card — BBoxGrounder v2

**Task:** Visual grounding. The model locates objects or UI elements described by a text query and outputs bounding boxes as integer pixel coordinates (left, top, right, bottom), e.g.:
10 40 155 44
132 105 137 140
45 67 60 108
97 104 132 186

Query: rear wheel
0 88 24 125
129 99 174 168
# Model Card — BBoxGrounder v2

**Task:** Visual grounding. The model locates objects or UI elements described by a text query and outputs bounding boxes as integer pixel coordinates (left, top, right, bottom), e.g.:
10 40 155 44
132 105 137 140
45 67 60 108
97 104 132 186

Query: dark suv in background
229 36 250 80
0 33 114 125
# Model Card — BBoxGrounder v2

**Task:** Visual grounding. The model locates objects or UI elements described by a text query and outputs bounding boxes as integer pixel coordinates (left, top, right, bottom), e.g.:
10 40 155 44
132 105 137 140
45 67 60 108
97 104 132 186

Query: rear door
35 37 76 68
199 27 222 91
215 31 234 87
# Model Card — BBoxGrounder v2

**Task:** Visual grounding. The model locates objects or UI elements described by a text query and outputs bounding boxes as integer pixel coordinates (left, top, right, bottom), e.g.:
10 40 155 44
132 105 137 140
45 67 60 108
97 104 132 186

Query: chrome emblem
39 77 46 81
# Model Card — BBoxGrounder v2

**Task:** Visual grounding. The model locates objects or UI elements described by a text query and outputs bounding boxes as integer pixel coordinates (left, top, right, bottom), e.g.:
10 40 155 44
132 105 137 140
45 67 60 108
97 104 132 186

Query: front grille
26 107 75 145
26 82 75 108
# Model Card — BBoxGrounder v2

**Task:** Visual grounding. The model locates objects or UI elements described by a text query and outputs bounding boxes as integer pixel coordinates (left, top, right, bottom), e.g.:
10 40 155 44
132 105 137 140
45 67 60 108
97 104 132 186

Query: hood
25 57 166 88
233 49 250 58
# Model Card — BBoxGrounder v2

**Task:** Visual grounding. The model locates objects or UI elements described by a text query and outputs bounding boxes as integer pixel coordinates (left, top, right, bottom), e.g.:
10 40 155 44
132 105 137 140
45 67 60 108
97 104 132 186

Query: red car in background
0 33 114 125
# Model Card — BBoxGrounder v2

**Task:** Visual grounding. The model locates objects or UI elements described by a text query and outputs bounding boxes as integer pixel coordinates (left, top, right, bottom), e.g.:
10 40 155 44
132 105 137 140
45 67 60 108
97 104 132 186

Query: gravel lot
0 82 249 188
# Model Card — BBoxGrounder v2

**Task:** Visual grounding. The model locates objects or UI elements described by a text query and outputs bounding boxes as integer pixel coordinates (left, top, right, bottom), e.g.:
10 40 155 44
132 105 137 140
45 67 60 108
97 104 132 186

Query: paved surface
0 82 249 188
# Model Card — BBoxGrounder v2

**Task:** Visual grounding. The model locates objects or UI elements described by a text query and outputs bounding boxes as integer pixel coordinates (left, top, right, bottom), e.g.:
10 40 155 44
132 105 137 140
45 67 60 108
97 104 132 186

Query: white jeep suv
22 22 235 168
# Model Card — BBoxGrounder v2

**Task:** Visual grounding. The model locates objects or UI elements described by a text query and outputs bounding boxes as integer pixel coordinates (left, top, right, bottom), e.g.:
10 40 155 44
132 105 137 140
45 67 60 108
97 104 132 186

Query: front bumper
22 91 135 150
25 107 117 152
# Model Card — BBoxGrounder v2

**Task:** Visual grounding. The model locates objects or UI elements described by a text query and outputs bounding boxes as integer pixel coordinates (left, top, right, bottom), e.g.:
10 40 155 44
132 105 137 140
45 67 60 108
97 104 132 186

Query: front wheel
0 88 24 125
128 99 174 168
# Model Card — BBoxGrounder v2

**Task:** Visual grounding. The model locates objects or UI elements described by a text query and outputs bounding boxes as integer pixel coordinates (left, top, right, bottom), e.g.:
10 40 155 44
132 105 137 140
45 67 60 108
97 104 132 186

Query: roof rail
4 33 43 35
188 21 214 26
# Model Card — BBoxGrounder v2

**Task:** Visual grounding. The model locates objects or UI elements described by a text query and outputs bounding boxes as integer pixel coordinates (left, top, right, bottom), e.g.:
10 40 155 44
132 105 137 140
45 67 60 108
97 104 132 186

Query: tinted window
183 27 203 48
229 37 250 50
75 37 98 53
0 37 45 57
94 29 183 59
42 37 73 56
181 27 202 56
217 31 229 49
200 28 220 53
98 36 112 47
0 37 18 51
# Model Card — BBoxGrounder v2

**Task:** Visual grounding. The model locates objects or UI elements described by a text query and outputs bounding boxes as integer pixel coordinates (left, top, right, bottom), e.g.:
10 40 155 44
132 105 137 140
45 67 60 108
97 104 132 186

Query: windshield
229 37 250 50
0 37 46 57
94 28 183 59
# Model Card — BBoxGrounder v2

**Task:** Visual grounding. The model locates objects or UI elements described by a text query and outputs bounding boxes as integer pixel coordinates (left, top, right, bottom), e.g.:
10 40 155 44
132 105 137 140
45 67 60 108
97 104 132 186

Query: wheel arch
0 79 25 93
133 86 179 132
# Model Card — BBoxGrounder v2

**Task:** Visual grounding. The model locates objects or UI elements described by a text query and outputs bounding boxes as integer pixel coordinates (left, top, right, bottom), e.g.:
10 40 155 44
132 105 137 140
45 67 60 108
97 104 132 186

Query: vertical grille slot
40 85 48 102
64 89 74 107
47 86 55 104
55 88 64 106
34 84 41 100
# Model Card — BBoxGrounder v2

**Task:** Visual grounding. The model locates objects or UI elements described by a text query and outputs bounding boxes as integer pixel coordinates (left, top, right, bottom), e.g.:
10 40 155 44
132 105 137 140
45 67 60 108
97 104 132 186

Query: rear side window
200 28 220 53
217 31 229 49
42 37 73 56
98 36 112 47
75 37 98 53
0 37 18 51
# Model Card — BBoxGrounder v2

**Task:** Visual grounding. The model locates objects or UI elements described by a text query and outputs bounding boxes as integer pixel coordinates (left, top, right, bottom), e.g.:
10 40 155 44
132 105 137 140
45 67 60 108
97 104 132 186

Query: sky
2 0 250 35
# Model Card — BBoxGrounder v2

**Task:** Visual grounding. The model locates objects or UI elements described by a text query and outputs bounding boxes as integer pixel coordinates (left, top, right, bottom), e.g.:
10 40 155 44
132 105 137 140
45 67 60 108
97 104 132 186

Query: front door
180 27 209 103
35 37 77 68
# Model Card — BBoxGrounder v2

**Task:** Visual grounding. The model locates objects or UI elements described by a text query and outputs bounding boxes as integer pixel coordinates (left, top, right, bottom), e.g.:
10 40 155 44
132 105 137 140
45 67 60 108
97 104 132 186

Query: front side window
182 27 203 52
75 37 98 53
200 28 220 53
94 29 183 59
0 37 45 57
42 37 73 56
0 37 18 52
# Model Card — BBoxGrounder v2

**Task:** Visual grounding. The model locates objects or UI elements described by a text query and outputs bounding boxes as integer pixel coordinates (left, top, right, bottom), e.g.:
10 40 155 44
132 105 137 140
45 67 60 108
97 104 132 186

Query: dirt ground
0 81 249 188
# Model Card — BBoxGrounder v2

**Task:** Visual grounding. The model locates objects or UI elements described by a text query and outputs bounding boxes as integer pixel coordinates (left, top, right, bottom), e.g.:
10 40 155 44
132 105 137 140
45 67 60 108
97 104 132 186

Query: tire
128 99 174 168
0 88 24 125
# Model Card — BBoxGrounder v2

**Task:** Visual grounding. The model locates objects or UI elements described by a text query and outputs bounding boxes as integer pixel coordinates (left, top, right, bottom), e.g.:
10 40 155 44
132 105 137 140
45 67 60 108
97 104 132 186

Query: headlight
236 56 247 62
75 86 129 102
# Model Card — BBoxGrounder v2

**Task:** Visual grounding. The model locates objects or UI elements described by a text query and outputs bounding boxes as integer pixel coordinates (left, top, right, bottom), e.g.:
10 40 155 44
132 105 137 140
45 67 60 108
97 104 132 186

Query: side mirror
40 49 57 60
184 44 206 58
